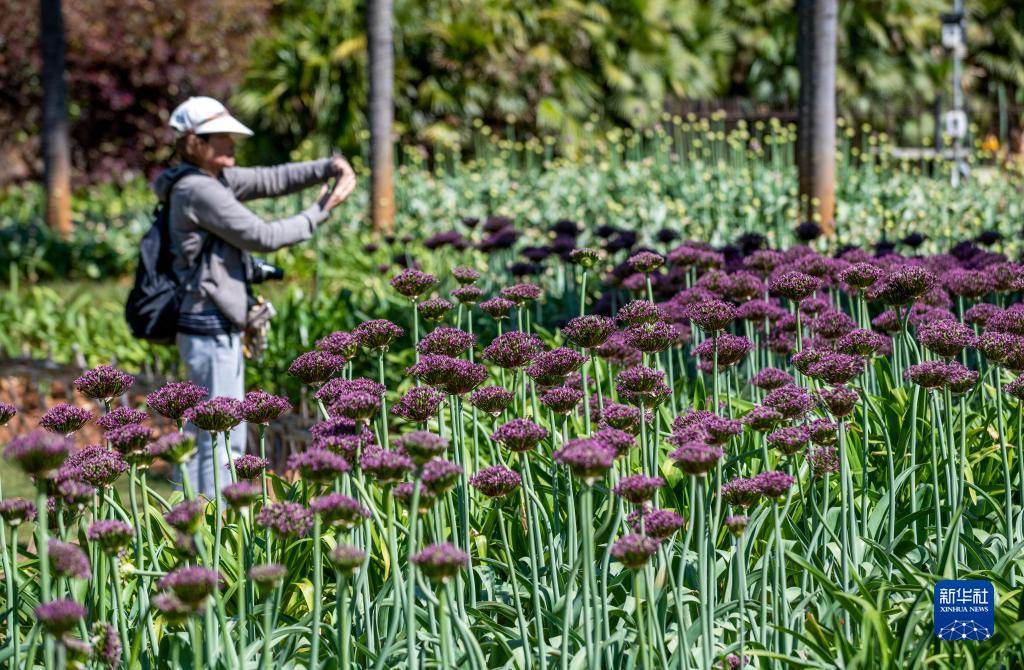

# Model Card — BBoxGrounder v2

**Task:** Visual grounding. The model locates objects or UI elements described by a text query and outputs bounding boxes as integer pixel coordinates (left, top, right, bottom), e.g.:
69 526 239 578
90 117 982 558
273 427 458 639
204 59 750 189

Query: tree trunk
367 0 395 234
40 0 72 239
796 0 837 237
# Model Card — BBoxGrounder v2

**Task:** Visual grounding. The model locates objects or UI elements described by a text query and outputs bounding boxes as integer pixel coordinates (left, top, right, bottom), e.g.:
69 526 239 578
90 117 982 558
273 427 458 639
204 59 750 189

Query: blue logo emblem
934 580 994 640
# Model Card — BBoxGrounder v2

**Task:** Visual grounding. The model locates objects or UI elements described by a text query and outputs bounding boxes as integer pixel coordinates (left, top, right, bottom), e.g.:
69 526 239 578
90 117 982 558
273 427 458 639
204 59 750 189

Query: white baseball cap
169 96 253 137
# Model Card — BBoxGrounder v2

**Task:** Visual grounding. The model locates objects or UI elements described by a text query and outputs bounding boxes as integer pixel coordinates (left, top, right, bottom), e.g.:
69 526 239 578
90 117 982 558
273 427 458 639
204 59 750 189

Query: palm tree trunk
796 0 837 237
367 0 395 234
40 0 72 239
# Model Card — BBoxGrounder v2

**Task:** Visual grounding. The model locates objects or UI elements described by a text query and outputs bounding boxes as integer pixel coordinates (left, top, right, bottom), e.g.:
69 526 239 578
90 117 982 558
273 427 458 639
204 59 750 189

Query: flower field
3 121 1024 669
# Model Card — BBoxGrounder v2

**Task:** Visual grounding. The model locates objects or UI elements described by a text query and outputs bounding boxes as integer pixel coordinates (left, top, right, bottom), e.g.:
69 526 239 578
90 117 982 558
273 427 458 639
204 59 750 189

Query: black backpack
125 168 204 345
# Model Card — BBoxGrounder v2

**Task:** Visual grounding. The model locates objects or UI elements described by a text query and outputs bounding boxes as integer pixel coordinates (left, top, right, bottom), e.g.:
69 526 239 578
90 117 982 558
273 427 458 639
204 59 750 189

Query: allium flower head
568 247 601 268
157 566 223 604
222 481 261 509
393 481 437 514
256 502 314 538
876 266 938 306
315 331 359 358
594 331 642 367
917 320 974 358
392 387 445 425
315 378 385 406
985 309 1024 337
614 365 664 396
790 348 826 375
468 386 514 416
482 332 545 369
806 353 865 386
593 426 636 457
694 334 752 369
742 405 783 432
452 266 481 284
354 319 405 352
184 397 244 433
288 448 350 481
39 403 93 435
685 300 737 333
499 283 542 305
4 430 72 478
410 542 469 582
763 385 814 420
451 285 483 305
360 447 414 484
35 599 87 635
0 497 36 525
310 493 370 528
553 438 616 485
611 534 659 569
669 442 723 476
904 361 953 390
539 386 584 414
287 351 346 385
616 300 664 327
469 465 522 498
839 263 884 289
104 423 152 454
749 368 793 391
148 433 196 465
964 303 1001 327
165 499 204 534
0 402 16 426
702 415 743 445
147 381 207 421
614 474 664 505
492 418 548 453
329 544 367 574
92 621 122 668
87 519 133 555
73 365 134 401
599 403 648 435
836 329 888 357
417 327 476 357
752 470 795 498
231 454 270 480
624 321 673 353
152 593 199 625
808 445 839 478
422 459 463 495
769 271 821 301
241 391 291 424
394 430 448 465
526 347 587 386
330 391 381 423
722 477 760 508
249 564 288 589
725 515 749 536
391 268 438 299
767 425 810 456
818 385 859 417
628 251 664 273
630 508 684 539
943 269 992 298
479 297 516 319
95 406 147 431
808 419 838 446
812 310 856 340
417 298 453 322
48 540 91 579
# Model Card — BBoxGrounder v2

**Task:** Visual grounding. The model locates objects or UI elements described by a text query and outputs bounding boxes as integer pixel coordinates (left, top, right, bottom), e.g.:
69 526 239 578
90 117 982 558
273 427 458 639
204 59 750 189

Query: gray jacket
153 159 336 331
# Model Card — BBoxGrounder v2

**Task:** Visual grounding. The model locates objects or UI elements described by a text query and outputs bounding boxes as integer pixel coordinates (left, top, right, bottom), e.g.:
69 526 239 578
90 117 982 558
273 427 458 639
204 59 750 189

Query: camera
249 257 285 284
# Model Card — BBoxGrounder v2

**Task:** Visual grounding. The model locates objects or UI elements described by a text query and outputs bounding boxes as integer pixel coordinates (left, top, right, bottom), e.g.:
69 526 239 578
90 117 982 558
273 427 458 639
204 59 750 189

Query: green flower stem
310 514 322 670
439 582 453 669
497 503 532 670
258 425 269 508
695 478 711 670
927 393 944 567
36 485 54 670
237 509 248 664
110 555 130 663
259 584 280 670
406 477 422 670
994 369 1014 557
908 386 920 546
736 531 747 670
581 486 597 668
7 524 19 670
339 573 351 670
580 271 588 317
838 420 851 598
520 455 548 670
634 569 651 670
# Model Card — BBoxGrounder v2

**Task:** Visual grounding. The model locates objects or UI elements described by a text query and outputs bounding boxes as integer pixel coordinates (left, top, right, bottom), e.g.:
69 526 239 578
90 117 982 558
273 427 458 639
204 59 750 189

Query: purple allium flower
725 515 749 536
836 329 888 357
222 481 261 509
435 358 489 396
451 285 483 305
417 298 453 322
539 387 584 415
288 448 350 481
943 269 992 299
0 497 36 525
287 351 346 385
964 303 1001 327
249 564 288 588
985 309 1024 337
417 327 476 358
315 378 385 406
743 249 784 274
818 385 859 418
410 542 469 582
392 387 445 424
466 387 513 417
39 403 93 435
562 315 616 349
526 347 588 386
0 402 16 426
875 266 938 306
616 300 664 327
492 418 548 453
812 310 856 340
360 447 414 484
452 266 481 284
499 283 542 305
4 430 72 478
669 442 723 476
479 297 516 319
87 519 133 555
594 331 642 367
241 391 291 425
103 423 152 454
839 262 884 289
1005 375 1024 401
73 365 134 401
628 251 665 274
751 470 795 498
769 271 821 301
904 361 953 390
148 433 196 465
95 406 147 431
158 566 223 604
722 477 760 508
147 381 208 421
393 481 438 514
805 353 865 386
599 403 648 435
568 247 601 268
767 425 810 456
393 432 447 467
165 499 204 534
35 599 87 635
614 475 664 505
749 367 793 391
724 271 766 302
624 321 673 353
310 493 370 528
610 534 659 569
354 319 405 352
808 445 839 478
742 405 783 432
93 621 122 668
975 331 1021 364
917 320 974 358
632 508 685 539
685 300 737 333
330 391 381 422
184 397 244 433
256 502 314 538
48 540 91 579
469 465 522 498
694 334 753 369
736 298 783 322
64 445 126 487
482 332 545 369
315 330 360 358
553 438 616 485
614 365 664 396
763 385 814 420
799 296 832 317
808 419 838 446
58 477 95 507
391 268 439 299
422 459 463 495
329 544 367 574
152 593 199 625
790 348 826 376
229 454 270 481
702 415 743 445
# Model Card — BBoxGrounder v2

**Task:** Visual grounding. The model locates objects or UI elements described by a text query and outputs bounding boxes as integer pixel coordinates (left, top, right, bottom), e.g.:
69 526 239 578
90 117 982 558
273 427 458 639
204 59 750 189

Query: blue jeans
177 331 247 499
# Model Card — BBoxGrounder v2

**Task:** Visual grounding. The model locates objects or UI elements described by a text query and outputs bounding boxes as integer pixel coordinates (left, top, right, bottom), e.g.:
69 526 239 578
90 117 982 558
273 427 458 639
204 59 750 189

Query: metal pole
951 0 964 188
